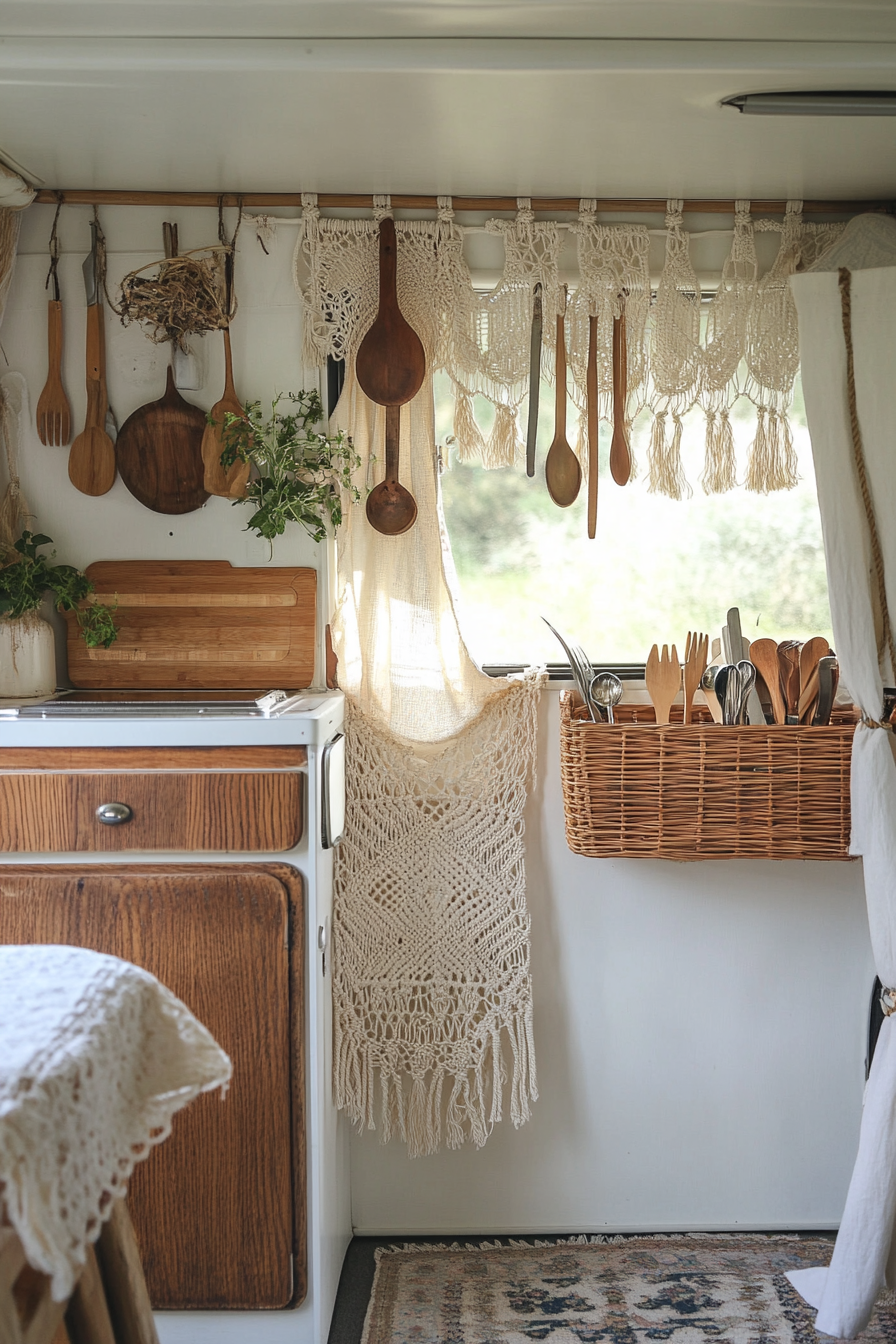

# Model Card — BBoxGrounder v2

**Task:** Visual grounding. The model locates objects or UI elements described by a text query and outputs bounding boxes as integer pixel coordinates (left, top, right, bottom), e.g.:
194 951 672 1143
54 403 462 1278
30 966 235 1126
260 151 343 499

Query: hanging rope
44 193 63 302
838 266 896 685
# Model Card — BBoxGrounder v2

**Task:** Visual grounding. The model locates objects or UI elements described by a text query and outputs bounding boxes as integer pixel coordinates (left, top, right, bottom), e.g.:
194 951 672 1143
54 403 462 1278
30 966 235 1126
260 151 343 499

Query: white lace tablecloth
0 944 232 1300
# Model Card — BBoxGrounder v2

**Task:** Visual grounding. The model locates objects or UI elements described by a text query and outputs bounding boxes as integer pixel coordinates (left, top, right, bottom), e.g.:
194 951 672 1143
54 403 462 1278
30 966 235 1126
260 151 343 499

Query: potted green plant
0 531 118 698
216 389 362 541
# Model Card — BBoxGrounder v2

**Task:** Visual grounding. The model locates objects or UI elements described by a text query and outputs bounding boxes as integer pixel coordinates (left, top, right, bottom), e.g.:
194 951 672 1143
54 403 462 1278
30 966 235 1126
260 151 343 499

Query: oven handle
320 733 345 849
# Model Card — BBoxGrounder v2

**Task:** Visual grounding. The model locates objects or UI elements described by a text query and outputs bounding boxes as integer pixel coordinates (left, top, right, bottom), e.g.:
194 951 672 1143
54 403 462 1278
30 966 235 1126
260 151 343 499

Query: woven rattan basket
559 692 856 861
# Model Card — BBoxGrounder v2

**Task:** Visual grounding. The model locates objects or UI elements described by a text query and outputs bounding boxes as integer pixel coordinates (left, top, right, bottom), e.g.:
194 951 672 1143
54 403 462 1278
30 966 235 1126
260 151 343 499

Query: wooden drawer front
0 864 305 1310
0 770 303 852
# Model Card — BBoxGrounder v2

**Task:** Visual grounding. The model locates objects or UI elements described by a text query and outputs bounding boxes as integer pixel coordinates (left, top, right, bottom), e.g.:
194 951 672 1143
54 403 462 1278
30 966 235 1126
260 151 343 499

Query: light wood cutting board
64 561 317 689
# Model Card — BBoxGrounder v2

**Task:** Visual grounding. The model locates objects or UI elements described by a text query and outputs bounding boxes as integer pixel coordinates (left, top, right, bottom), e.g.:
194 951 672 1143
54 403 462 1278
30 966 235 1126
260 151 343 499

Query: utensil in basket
701 662 724 723
777 640 802 724
682 631 708 724
645 643 680 725
798 635 833 723
812 655 838 726
542 617 597 721
589 671 623 724
749 637 786 724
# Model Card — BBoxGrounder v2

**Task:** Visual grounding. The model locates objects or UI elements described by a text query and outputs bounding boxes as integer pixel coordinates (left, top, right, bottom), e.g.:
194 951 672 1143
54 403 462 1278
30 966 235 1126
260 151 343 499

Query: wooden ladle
610 306 632 486
365 405 417 536
545 305 581 508
356 218 425 535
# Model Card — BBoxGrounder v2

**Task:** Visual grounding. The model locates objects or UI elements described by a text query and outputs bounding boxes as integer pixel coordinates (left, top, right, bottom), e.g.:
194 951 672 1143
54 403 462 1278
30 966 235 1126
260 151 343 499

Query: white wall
350 691 873 1232
4 203 875 1235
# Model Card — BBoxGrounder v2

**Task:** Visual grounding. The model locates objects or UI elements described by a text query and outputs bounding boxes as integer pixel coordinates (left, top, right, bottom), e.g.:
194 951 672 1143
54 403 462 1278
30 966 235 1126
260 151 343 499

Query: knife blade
526 283 542 478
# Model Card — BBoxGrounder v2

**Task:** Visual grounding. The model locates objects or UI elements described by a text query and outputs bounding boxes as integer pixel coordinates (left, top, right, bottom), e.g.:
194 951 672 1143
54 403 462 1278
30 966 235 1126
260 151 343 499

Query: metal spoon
589 672 623 724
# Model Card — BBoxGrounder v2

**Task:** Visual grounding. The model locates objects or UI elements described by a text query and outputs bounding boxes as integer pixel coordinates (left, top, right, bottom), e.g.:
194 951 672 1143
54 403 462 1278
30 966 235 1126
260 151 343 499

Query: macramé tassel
484 402 520 469
647 410 690 500
453 386 487 463
746 406 799 493
701 408 737 494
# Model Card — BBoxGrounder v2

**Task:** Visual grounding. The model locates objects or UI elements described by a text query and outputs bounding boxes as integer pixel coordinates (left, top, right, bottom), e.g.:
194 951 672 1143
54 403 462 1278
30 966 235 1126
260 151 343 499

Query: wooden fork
682 631 709 724
646 643 681 726
36 300 72 447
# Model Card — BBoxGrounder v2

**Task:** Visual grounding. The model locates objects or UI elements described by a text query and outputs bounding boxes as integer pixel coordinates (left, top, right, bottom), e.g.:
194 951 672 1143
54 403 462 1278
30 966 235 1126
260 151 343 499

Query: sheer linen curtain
787 223 896 1337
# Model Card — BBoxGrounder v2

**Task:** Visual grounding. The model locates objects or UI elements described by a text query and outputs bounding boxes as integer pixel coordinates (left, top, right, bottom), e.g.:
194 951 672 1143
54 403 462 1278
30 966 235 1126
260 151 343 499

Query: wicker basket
559 692 856 861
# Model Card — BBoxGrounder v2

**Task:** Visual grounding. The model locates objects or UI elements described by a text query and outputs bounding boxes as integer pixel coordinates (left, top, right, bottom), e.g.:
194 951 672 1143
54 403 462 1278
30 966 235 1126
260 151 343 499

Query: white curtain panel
788 262 896 1338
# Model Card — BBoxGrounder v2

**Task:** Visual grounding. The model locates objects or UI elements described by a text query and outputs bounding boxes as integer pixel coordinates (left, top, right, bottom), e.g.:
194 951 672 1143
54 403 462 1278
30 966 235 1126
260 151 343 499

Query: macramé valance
297 194 844 499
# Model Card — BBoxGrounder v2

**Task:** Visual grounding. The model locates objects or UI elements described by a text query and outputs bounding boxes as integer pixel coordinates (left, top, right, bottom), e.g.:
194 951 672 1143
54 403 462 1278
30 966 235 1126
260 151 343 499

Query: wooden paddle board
64 561 317 689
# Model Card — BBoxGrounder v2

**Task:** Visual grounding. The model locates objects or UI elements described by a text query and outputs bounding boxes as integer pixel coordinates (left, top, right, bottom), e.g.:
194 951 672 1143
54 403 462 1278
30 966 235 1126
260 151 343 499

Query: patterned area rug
361 1236 896 1344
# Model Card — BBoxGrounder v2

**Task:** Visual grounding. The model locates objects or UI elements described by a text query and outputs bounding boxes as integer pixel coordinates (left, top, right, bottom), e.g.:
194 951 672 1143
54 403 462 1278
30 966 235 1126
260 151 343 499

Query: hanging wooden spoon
202 327 250 499
610 304 631 486
68 302 116 496
366 404 417 536
356 218 425 408
586 313 598 538
545 302 581 508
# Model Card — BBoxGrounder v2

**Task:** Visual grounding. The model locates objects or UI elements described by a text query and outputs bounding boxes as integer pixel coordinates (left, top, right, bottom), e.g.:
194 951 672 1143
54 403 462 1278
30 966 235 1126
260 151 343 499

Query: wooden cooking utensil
586 313 599 538
355 218 424 534
36 300 71 447
68 303 116 496
365 404 417 536
545 302 581 508
356 218 425 408
116 365 210 514
610 306 631 486
798 635 833 722
777 640 802 723
526 283 542 479
202 327 250 499
682 631 709 724
645 643 681 726
748 637 786 724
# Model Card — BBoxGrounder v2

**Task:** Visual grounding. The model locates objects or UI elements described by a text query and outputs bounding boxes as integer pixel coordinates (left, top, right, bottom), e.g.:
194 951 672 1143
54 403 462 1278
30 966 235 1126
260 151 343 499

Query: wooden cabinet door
0 863 306 1310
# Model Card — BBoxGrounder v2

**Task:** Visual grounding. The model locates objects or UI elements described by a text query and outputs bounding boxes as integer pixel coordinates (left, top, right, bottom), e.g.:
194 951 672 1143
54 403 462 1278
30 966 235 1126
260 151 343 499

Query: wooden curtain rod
32 190 893 215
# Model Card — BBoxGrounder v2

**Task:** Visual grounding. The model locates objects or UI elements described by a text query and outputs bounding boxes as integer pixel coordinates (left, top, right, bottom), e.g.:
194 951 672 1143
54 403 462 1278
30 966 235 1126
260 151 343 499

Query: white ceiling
0 4 895 201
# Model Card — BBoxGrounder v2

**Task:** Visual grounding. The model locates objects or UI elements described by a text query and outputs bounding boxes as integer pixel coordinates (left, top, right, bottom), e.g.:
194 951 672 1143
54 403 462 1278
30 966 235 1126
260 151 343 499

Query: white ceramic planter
0 612 57 698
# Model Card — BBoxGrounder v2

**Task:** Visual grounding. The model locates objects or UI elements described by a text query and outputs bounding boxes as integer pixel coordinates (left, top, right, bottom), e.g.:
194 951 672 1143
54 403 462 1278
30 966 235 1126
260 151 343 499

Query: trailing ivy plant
0 532 118 648
217 390 362 542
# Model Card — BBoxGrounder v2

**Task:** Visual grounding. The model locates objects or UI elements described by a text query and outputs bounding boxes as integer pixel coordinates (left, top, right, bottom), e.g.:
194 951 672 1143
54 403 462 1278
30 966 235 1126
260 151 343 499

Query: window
438 370 832 669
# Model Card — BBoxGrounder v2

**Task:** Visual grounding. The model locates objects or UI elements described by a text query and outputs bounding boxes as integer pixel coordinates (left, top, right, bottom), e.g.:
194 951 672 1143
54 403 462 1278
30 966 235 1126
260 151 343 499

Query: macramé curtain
308 199 544 1156
787 223 896 1337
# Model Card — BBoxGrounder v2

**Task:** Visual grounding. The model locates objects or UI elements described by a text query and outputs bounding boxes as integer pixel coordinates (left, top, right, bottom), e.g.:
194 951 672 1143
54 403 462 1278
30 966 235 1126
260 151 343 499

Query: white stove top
0 689 344 747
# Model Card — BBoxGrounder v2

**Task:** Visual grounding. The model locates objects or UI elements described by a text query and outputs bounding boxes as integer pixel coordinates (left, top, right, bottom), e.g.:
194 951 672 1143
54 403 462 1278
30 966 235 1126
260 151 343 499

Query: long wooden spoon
545 307 581 507
798 635 833 722
365 404 417 536
610 306 631 486
749 637 786 724
36 300 71 447
586 313 598 538
356 218 425 408
202 327 250 499
68 303 116 496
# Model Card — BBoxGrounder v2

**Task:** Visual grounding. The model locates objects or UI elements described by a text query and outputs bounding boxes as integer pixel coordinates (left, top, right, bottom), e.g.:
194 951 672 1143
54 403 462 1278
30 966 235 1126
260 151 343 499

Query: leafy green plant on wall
0 532 118 648
217 390 362 542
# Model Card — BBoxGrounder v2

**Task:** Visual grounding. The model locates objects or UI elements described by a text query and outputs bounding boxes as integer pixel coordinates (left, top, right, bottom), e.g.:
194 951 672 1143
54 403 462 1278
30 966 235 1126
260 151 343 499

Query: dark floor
327 1230 838 1344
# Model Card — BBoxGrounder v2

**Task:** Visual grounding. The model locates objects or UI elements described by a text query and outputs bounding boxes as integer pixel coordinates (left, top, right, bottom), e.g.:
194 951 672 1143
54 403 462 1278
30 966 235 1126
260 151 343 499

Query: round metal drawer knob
96 802 134 826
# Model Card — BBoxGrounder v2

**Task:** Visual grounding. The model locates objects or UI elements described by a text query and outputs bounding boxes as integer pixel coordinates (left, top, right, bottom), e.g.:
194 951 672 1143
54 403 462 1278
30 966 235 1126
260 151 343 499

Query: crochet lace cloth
333 676 542 1158
0 944 232 1300
296 194 844 498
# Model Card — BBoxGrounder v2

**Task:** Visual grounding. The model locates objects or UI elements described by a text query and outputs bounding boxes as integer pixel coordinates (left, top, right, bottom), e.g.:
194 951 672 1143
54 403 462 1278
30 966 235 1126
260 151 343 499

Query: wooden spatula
646 643 681 725
798 636 833 722
202 328 250 499
749 638 786 725
68 303 116 496
609 305 631 486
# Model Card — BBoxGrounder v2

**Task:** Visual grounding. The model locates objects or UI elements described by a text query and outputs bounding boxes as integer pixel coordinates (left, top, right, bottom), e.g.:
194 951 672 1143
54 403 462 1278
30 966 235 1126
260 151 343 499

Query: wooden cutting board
64 561 317 689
